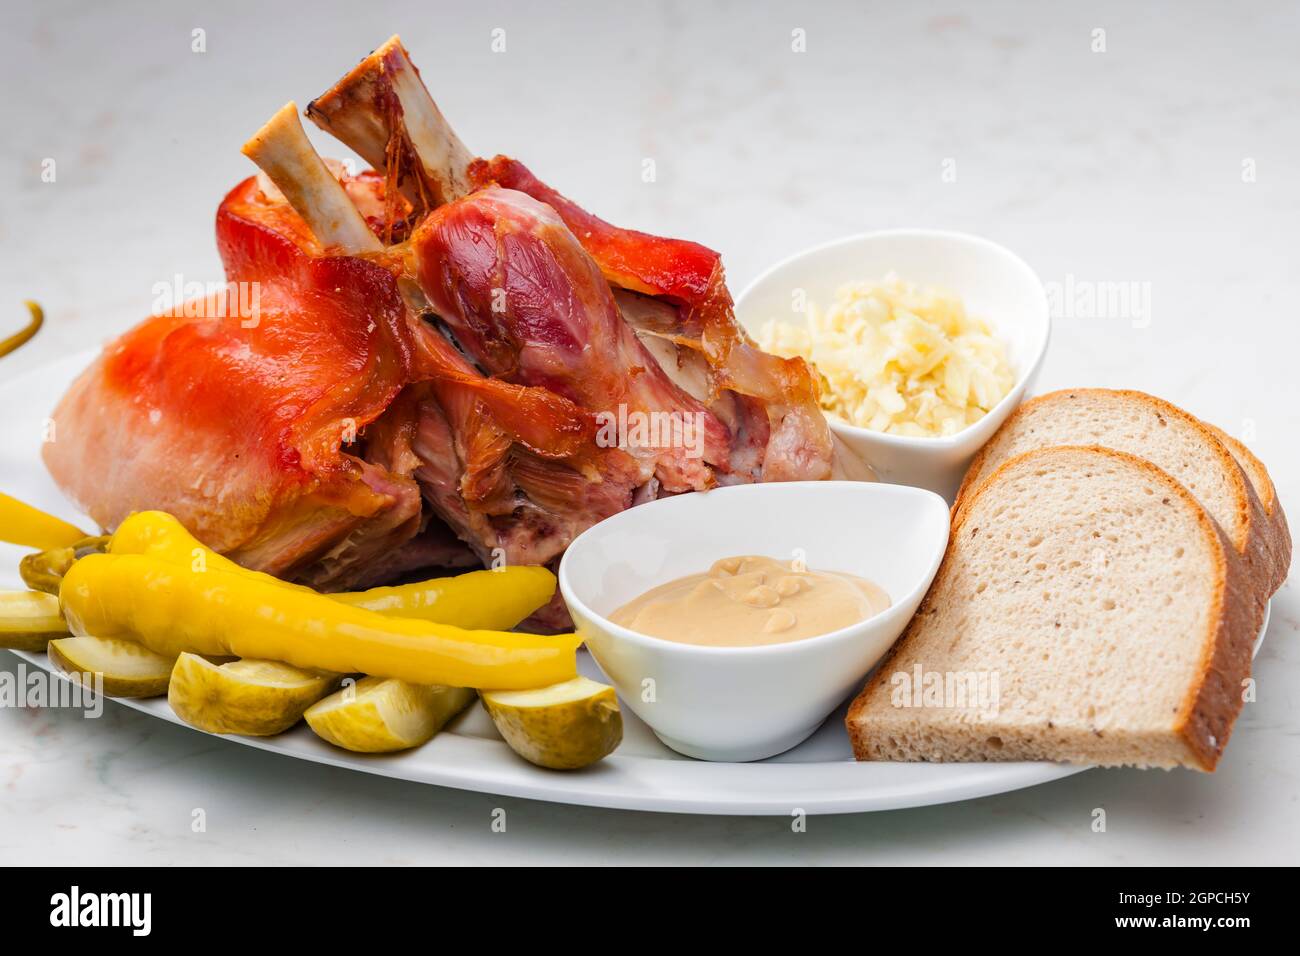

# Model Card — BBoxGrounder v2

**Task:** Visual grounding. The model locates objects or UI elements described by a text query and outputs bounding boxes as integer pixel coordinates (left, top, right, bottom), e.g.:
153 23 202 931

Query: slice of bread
1203 423 1291 590
954 389 1284 596
847 446 1260 771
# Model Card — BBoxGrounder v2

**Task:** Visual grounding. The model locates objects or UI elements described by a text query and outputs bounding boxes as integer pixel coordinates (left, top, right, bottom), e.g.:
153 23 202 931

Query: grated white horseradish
757 273 1015 438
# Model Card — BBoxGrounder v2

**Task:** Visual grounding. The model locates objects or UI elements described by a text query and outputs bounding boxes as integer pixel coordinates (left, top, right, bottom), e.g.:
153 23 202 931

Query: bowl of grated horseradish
736 230 1050 501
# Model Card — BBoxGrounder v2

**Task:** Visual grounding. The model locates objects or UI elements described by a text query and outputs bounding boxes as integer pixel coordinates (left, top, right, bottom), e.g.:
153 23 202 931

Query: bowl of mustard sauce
558 481 950 762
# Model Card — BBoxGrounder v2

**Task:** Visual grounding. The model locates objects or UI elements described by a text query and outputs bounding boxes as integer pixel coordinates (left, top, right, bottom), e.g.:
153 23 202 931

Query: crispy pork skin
43 178 419 584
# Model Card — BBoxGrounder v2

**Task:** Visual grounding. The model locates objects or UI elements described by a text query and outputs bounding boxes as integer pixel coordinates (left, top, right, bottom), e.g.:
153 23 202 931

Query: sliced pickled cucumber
168 653 339 735
481 676 622 770
0 590 68 650
47 635 176 697
305 677 475 753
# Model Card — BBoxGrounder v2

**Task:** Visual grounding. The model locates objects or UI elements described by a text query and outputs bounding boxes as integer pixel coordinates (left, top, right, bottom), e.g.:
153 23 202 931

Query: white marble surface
2 0 1298 864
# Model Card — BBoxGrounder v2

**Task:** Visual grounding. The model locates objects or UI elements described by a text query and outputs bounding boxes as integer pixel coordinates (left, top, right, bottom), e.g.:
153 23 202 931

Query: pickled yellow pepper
0 492 88 551
60 553 579 689
108 511 555 630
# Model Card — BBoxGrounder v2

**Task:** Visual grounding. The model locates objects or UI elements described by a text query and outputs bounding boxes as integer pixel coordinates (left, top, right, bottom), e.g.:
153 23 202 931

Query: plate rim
7 646 1087 815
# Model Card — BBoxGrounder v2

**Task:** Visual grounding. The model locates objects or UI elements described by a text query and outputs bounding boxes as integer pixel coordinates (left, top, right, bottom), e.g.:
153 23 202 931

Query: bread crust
1203 423 1292 593
953 388 1283 596
847 445 1260 771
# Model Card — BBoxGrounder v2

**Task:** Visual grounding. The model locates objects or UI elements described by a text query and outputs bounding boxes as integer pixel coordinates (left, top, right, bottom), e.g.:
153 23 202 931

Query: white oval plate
0 353 1270 814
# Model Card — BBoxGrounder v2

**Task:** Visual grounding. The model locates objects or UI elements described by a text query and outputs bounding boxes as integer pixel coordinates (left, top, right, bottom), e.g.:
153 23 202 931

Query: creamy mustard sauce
610 555 890 647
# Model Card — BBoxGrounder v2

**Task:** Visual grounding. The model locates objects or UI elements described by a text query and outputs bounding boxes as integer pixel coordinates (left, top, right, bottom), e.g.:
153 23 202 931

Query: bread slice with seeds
847 446 1259 771
954 389 1284 595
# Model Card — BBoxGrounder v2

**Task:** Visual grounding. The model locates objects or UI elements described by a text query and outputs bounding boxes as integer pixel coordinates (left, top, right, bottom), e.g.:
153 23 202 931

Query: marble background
1 0 1297 864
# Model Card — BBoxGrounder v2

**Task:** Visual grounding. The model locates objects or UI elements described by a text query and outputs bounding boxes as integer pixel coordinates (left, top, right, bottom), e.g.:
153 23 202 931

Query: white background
1 0 1297 864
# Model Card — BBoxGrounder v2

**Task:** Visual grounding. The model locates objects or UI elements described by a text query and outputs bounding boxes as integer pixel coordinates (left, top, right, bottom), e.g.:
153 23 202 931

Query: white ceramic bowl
736 229 1051 501
558 481 950 762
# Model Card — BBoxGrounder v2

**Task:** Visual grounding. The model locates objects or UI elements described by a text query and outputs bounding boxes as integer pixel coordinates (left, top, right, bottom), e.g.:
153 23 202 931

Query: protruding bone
307 35 473 211
241 102 382 254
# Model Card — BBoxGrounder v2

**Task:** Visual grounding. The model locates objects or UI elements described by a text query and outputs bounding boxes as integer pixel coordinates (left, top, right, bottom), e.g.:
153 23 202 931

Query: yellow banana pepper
108 511 554 629
60 553 579 689
0 492 88 550
329 573 554 630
